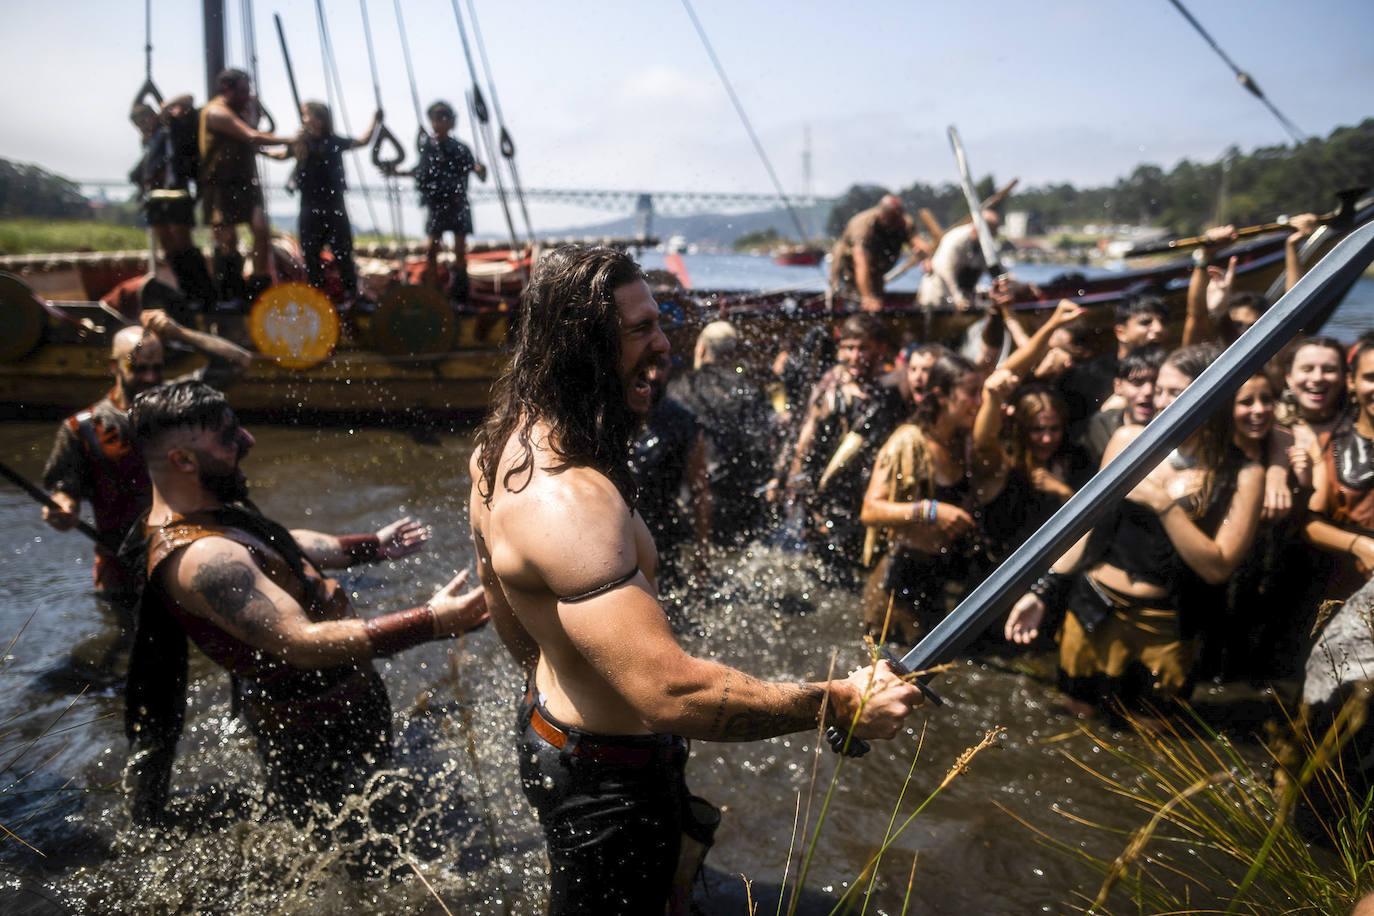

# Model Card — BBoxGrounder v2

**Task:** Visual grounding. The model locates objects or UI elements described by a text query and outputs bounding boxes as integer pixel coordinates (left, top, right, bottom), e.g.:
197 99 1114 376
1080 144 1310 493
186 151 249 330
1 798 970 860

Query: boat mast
801 125 813 240
203 0 226 100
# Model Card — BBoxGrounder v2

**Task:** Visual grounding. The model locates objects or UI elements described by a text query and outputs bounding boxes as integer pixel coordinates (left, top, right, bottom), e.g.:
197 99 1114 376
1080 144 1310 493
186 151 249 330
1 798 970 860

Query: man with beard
468 246 923 915
199 68 292 303
830 194 929 312
124 379 488 829
770 313 903 577
41 314 251 616
1076 345 1165 470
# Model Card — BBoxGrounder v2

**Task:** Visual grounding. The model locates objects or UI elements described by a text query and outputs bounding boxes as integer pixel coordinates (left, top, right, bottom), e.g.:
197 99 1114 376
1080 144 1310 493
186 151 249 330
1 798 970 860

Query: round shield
374 285 456 356
0 271 46 362
248 283 339 369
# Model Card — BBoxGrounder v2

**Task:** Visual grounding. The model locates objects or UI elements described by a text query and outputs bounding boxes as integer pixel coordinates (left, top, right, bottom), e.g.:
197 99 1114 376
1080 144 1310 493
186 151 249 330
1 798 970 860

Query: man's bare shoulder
486 458 638 600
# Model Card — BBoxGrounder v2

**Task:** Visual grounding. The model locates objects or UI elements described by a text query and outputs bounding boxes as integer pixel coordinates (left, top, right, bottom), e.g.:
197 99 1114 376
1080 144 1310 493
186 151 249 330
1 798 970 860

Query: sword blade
947 125 1005 277
897 219 1374 675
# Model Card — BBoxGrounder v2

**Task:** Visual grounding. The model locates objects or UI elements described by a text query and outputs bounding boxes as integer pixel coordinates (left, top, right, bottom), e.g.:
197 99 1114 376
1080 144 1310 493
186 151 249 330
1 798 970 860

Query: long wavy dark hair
476 246 645 504
1164 343 1237 517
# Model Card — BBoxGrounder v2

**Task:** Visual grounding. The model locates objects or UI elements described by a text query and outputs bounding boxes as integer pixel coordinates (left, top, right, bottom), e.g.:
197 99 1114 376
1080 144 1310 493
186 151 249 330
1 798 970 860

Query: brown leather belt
528 704 685 766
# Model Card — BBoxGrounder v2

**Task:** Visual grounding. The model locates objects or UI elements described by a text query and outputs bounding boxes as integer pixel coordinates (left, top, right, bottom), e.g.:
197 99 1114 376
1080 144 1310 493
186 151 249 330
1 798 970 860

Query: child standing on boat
269 102 382 310
390 101 487 307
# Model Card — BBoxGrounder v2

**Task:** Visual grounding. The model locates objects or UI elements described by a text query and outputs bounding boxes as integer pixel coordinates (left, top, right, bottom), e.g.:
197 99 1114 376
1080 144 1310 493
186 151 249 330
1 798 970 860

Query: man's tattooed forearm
718 683 826 741
190 559 281 639
709 672 732 735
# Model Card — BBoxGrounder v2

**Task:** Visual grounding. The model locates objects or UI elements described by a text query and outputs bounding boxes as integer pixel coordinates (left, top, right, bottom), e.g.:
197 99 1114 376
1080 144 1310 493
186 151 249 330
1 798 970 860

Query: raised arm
1183 226 1235 345
204 101 291 147
352 109 383 148
165 537 487 669
999 299 1084 381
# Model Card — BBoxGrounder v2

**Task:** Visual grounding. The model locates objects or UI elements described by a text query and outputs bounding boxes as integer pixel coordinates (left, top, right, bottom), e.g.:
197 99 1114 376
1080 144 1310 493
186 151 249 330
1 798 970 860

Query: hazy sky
2 0 1371 232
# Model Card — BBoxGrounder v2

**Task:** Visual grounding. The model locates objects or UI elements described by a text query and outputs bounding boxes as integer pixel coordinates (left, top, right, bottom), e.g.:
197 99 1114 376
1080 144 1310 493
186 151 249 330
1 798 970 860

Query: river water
2 256 1373 914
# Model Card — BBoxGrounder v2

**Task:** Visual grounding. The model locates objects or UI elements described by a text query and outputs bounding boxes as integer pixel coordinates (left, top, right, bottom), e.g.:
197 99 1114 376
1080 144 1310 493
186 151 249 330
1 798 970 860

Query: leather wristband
1028 570 1072 608
339 534 381 565
364 605 437 657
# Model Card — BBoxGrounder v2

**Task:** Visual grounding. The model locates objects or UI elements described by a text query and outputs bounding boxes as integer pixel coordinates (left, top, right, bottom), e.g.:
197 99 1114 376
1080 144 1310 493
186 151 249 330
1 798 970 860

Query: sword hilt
826 647 945 758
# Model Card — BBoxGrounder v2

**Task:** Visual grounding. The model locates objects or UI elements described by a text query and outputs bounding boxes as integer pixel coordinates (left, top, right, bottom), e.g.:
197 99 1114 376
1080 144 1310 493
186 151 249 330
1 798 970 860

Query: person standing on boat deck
830 194 930 312
128 95 217 311
123 379 488 830
387 101 487 307
917 209 1001 311
467 246 923 915
265 102 383 310
198 69 292 306
41 314 251 615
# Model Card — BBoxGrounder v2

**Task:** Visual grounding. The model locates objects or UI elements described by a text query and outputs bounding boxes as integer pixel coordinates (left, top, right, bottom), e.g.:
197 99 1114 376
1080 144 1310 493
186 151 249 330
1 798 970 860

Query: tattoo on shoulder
189 557 281 638
718 682 826 741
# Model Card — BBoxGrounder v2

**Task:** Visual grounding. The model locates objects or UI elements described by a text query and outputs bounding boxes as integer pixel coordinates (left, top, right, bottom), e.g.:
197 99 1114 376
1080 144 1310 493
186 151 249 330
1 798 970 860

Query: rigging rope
463 0 534 245
679 0 811 248
313 0 383 237
1163 0 1307 145
391 0 428 139
467 90 525 265
359 0 407 249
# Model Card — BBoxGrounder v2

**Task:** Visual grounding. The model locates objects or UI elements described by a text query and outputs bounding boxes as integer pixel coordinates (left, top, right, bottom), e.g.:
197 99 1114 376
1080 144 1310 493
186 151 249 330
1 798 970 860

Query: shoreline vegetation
2 120 1369 260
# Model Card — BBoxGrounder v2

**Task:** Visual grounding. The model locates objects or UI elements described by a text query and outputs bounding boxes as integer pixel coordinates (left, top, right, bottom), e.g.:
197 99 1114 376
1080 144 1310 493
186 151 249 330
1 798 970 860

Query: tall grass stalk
1003 694 1374 915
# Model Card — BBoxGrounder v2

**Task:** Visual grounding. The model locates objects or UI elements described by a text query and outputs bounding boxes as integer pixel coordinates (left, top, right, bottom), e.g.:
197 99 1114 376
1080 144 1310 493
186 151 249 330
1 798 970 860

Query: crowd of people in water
26 81 1373 911
120 68 485 317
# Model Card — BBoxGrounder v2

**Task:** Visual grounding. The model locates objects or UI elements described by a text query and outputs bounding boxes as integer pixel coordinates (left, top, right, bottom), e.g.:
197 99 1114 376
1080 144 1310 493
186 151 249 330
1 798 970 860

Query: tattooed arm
291 517 430 569
162 536 487 669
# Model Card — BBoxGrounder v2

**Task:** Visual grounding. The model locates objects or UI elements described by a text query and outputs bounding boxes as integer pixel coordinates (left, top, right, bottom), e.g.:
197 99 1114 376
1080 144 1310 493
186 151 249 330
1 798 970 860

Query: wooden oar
0 459 121 554
1124 188 1367 258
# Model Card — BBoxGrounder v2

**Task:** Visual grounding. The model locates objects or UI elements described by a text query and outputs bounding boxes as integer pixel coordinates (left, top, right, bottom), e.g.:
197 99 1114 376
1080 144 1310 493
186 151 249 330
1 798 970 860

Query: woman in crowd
1291 332 1374 818
1282 336 1349 454
1198 370 1312 680
1005 344 1264 720
858 351 1011 645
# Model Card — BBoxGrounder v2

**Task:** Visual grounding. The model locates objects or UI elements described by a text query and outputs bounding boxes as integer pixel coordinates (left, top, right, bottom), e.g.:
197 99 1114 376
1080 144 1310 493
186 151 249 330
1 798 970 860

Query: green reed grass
999 692 1374 915
0 219 150 255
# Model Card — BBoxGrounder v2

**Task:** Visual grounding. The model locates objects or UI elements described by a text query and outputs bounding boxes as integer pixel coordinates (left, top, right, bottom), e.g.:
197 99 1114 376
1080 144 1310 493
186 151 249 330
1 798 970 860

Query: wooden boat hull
2 202 1368 422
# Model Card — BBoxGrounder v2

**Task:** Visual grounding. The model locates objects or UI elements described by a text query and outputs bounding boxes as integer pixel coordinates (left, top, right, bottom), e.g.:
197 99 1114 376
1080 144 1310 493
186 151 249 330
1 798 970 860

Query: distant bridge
77 180 830 216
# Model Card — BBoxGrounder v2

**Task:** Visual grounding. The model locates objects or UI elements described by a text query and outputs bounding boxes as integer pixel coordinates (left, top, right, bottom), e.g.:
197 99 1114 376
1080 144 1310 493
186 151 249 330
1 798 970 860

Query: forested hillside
829 119 1374 238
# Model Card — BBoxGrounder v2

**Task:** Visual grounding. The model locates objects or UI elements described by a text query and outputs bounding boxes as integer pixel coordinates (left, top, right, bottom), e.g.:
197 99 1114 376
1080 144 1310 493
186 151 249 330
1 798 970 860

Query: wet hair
427 100 456 121
1114 294 1168 327
1217 291 1268 344
838 313 889 348
1347 331 1374 374
129 379 230 451
911 350 977 428
476 246 646 505
1115 344 1166 381
1009 386 1067 478
293 102 334 164
216 68 250 92
1163 343 1233 516
1286 335 1347 374
129 103 156 124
